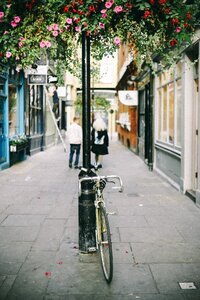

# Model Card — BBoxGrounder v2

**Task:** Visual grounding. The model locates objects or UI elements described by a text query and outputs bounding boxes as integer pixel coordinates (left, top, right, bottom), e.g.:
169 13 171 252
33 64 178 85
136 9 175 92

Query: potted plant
9 134 29 165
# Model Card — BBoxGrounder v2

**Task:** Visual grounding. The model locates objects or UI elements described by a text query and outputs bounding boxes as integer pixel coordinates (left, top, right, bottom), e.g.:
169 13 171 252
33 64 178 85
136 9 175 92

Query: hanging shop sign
118 90 138 106
28 74 46 85
47 75 58 84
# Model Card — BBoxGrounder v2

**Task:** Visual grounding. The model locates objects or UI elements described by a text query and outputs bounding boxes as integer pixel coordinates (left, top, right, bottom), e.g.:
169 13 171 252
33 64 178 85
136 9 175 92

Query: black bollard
78 169 96 253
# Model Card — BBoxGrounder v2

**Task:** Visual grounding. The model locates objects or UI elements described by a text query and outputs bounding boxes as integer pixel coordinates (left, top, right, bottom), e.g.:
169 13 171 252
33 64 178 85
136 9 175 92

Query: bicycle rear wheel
98 203 113 283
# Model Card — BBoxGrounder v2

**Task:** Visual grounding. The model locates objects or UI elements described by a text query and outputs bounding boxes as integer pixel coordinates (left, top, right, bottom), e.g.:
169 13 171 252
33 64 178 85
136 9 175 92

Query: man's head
73 116 80 124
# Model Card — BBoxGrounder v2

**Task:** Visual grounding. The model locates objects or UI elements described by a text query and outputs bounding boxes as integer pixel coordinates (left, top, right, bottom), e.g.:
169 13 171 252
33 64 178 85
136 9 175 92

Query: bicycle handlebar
78 174 123 196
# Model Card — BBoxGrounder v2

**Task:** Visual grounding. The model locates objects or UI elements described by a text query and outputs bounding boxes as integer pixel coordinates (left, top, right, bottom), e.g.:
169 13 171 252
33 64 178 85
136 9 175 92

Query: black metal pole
79 32 96 253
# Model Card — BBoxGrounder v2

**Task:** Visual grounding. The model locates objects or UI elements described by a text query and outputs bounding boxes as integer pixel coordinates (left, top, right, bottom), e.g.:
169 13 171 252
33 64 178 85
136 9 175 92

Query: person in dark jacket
91 117 109 170
52 85 60 119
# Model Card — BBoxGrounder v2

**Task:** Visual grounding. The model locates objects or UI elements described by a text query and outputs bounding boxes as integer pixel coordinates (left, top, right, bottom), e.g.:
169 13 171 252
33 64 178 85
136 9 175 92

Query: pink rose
101 9 107 14
114 36 121 45
18 42 23 47
66 18 72 24
6 52 12 58
0 12 4 18
101 13 107 18
105 1 113 9
14 16 21 23
52 31 58 37
75 26 81 32
114 6 123 13
53 23 58 30
99 22 105 29
11 21 17 28
39 41 46 48
176 27 181 33
45 41 51 48
47 25 53 31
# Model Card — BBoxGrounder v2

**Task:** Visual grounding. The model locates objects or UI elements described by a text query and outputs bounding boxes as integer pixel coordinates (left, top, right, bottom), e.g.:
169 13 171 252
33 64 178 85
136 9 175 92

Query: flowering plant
9 134 28 146
0 0 199 72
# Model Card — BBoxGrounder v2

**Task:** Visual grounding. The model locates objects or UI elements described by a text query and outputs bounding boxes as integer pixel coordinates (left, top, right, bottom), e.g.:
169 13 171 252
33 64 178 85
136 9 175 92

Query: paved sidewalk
0 140 200 300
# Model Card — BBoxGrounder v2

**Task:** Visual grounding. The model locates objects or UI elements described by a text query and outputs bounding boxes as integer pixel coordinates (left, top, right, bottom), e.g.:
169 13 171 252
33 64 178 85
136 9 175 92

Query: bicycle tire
98 203 113 283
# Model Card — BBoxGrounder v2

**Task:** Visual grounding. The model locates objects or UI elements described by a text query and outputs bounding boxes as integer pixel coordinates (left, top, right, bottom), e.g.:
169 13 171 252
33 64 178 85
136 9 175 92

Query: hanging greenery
74 94 111 115
0 0 199 73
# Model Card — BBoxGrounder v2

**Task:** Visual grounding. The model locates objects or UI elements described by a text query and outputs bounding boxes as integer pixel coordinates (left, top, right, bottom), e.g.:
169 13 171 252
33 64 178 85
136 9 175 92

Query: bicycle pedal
88 247 97 253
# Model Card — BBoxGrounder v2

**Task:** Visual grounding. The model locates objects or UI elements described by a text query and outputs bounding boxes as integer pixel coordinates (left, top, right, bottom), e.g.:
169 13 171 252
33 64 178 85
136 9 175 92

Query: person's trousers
52 103 59 118
69 144 81 166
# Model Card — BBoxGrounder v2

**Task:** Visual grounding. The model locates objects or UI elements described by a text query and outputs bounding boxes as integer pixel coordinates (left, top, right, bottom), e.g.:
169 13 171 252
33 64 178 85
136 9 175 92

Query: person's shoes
69 163 72 168
97 164 102 169
74 165 79 169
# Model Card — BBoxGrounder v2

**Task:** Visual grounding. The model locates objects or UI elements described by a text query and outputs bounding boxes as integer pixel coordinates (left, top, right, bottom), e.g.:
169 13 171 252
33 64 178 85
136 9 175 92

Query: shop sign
47 75 58 84
28 74 46 85
118 90 138 106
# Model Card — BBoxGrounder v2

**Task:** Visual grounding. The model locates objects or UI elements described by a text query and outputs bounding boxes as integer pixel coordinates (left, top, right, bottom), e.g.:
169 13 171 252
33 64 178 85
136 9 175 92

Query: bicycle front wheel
98 204 113 283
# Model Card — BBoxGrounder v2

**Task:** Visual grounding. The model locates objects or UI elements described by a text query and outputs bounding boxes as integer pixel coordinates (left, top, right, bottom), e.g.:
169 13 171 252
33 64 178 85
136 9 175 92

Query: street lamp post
78 33 96 253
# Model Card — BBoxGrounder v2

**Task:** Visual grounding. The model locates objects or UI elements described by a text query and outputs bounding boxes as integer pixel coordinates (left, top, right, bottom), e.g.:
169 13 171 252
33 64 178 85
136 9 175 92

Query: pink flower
101 13 107 18
19 37 25 41
101 9 107 14
6 51 12 58
0 12 4 18
114 36 121 45
75 26 81 32
18 42 23 47
14 16 21 23
3 31 8 35
114 6 123 13
66 18 72 24
59 29 63 33
53 23 58 30
52 30 58 37
47 25 53 31
176 27 181 33
11 21 17 28
45 41 51 48
105 1 113 9
99 22 105 29
65 25 69 30
39 41 46 48
6 4 11 8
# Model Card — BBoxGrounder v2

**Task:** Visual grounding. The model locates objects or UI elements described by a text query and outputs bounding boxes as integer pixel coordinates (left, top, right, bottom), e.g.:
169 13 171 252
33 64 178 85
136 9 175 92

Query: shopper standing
91 117 109 170
67 117 82 169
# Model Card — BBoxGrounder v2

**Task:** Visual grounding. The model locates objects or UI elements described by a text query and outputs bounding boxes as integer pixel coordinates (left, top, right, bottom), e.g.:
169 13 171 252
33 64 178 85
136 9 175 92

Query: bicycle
78 172 123 283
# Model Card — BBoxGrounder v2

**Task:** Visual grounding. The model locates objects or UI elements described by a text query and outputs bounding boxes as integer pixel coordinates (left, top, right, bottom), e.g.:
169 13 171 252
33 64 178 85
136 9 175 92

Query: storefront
136 67 154 170
0 64 26 170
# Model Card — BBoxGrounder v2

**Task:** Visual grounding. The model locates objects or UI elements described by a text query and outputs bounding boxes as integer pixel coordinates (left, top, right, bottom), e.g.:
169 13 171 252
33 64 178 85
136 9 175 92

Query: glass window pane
158 90 162 140
169 82 174 143
9 85 17 136
176 79 181 146
162 85 167 142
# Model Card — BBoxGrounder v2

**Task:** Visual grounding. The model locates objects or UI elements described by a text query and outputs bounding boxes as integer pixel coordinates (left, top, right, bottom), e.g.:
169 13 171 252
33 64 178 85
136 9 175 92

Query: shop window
9 85 17 136
157 63 182 148
29 85 43 135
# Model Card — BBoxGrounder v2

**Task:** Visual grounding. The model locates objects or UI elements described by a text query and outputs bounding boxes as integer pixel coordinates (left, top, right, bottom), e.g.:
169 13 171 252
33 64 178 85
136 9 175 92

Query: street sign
28 74 46 85
47 75 58 84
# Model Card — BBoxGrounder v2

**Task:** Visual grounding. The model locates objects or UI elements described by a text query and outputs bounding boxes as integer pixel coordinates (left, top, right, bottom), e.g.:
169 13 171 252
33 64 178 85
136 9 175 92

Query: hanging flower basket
0 0 199 73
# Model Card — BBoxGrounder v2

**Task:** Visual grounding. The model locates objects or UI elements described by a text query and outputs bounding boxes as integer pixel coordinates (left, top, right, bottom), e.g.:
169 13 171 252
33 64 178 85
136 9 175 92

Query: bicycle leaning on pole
78 170 123 283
